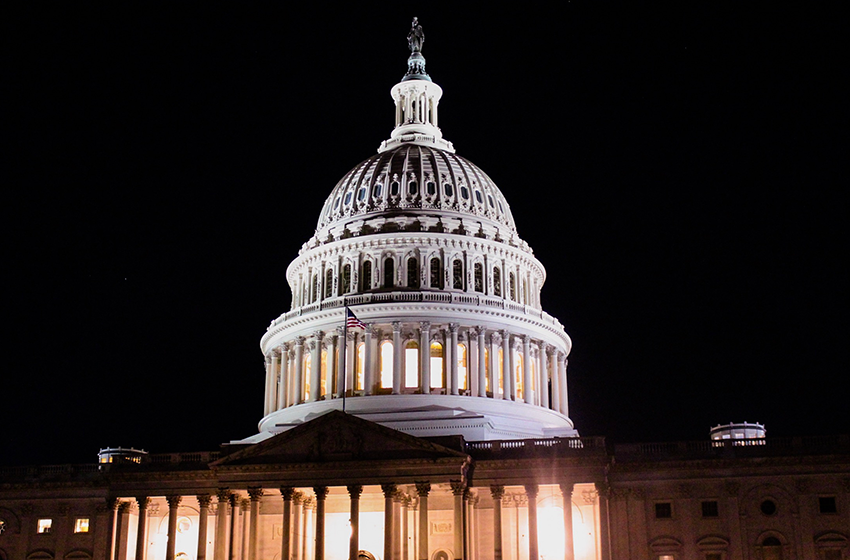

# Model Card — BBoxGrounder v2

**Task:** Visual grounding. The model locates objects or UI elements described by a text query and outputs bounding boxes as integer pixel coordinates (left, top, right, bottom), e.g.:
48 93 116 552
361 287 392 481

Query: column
551 350 562 414
292 493 303 560
301 498 314 560
310 332 323 402
449 323 459 395
419 322 431 394
134 497 149 560
539 344 550 410
382 484 398 560
240 499 250 560
401 496 410 560
415 483 430 560
280 488 294 560
166 496 181 560
105 498 118 560
293 337 305 405
269 353 280 413
348 485 363 560
525 484 538 560
336 326 346 399
278 344 289 410
197 495 211 560
392 322 402 394
393 491 404 560
596 483 611 560
490 486 504 560
214 489 230 560
115 502 131 560
522 335 533 404
559 483 575 560
451 482 464 560
363 326 374 394
477 327 487 397
248 488 263 560
490 332 501 399
264 355 274 416
228 495 239 560
313 487 328 560
501 331 512 401
559 355 569 417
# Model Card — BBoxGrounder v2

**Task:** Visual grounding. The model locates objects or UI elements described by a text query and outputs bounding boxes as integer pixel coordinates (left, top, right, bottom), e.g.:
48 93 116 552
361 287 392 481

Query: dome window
383 258 395 288
341 264 351 295
430 258 442 288
333 196 341 210
407 257 420 288
460 185 469 200
391 181 400 197
373 183 383 197
493 267 502 297
344 191 353 206
444 183 453 197
361 261 372 291
408 180 418 195
487 194 495 208
498 200 504 213
357 186 367 202
453 260 464 290
474 263 484 292
426 181 436 196
474 190 483 204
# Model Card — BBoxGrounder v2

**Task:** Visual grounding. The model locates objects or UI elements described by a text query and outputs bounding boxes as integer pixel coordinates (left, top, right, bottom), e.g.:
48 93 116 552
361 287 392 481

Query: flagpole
342 305 347 413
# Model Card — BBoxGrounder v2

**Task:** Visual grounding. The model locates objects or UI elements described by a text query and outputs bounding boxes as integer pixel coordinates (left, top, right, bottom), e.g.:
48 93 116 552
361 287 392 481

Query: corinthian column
524 484 538 560
348 485 363 560
501 331 512 401
134 497 150 560
293 337 305 405
450 482 465 560
313 487 328 560
196 495 211 560
363 325 374 394
522 335 532 404
248 488 263 560
382 484 398 560
419 322 431 394
278 343 290 410
165 495 182 560
214 489 230 560
539 343 550 409
489 486 504 560
310 332 323 402
477 327 487 397
415 482 430 560
280 488 294 560
392 322 402 394
559 483 575 560
449 323 459 395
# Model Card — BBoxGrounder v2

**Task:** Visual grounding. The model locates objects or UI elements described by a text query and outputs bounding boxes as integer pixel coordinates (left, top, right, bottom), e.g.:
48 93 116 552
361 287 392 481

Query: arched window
761 537 783 560
362 260 372 291
404 341 419 388
430 258 441 288
474 263 484 292
384 258 395 288
453 260 464 290
379 340 393 389
430 342 444 390
457 343 468 392
341 264 351 295
493 267 502 297
515 350 524 400
407 257 419 288
356 342 365 392
313 274 320 302
325 269 333 298
509 272 516 301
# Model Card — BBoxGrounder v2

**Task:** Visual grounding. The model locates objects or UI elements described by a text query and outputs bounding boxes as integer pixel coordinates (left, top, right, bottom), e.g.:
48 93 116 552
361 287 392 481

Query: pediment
213 410 468 467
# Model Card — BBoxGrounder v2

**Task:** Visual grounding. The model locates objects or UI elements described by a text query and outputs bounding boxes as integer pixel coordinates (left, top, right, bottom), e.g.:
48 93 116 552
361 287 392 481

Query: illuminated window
655 502 672 519
407 257 419 288
761 537 782 560
484 347 490 392
430 342 444 389
379 341 394 389
177 517 191 533
320 350 328 395
74 518 90 533
497 348 504 393
493 267 501 297
658 556 675 560
404 341 419 388
457 343 468 391
0 519 6 534
303 354 312 400
701 501 719 518
515 350 524 399
356 342 365 391
37 519 52 534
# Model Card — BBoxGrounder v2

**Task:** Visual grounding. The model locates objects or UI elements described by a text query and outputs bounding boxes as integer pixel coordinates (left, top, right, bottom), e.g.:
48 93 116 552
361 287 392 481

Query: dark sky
5 5 847 466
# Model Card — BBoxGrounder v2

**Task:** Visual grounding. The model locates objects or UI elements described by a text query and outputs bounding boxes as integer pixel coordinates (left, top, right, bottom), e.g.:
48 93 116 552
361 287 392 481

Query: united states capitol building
2 20 848 560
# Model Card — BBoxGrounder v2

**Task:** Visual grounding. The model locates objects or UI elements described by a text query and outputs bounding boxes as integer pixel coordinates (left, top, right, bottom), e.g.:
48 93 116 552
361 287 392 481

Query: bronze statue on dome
407 17 424 53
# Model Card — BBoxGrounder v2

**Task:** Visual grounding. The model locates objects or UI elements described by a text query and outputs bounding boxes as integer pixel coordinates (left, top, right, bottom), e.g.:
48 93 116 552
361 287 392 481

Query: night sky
5 5 847 466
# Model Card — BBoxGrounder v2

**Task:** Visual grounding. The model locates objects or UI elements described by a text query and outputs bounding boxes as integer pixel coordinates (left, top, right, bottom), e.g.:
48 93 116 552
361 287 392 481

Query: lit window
655 502 672 519
74 518 90 533
515 351 524 400
701 501 719 518
37 519 52 534
404 341 419 388
819 496 837 514
658 556 675 560
0 519 6 534
320 350 328 395
303 354 312 400
457 343 468 391
356 343 365 391
379 341 394 389
430 342 443 389
325 269 333 298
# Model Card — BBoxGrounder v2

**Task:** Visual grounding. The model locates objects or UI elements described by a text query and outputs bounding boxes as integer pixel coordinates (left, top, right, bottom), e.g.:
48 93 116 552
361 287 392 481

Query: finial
403 17 430 82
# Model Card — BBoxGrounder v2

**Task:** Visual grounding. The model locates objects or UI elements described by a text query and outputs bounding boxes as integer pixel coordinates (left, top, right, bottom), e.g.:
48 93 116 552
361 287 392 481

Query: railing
614 435 850 460
465 436 608 457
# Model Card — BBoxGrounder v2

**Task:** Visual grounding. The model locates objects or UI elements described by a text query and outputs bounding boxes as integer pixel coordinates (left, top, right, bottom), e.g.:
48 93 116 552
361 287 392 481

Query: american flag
345 308 367 330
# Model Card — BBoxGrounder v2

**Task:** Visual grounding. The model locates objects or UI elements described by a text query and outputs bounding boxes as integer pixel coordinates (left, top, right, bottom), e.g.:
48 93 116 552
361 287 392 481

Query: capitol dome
246 21 577 444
